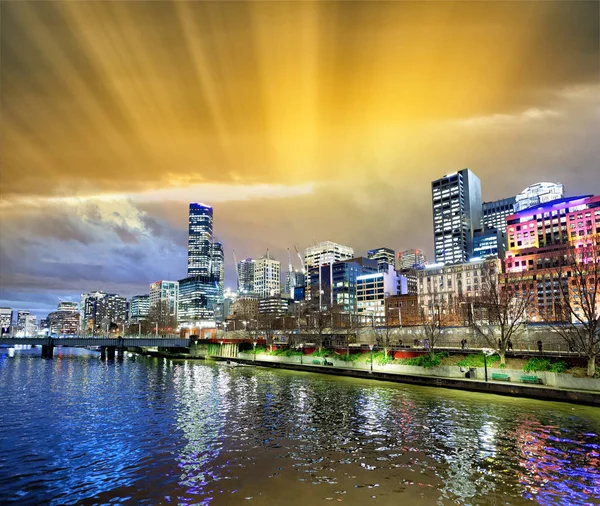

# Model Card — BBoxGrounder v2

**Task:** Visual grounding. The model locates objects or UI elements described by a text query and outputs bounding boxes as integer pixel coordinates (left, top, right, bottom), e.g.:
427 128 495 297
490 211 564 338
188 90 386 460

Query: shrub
310 349 332 357
457 354 500 368
397 352 448 368
335 353 362 362
523 358 568 373
252 346 268 355
270 348 303 357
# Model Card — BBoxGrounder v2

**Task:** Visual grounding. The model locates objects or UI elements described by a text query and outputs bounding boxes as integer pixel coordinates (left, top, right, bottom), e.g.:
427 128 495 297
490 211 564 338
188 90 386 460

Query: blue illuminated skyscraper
187 203 213 277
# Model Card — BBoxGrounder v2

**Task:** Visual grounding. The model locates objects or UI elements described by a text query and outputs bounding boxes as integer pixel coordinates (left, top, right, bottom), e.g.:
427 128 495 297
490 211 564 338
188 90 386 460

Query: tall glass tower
187 203 213 277
432 168 482 264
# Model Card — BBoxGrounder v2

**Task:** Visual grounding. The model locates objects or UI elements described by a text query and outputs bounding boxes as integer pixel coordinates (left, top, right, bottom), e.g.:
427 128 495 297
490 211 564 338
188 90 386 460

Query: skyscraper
187 203 213 277
210 242 225 301
0 307 12 335
304 241 354 270
149 280 179 319
129 295 150 323
397 249 426 270
180 202 224 324
482 197 516 232
253 252 281 298
237 258 255 294
367 247 396 271
432 168 482 264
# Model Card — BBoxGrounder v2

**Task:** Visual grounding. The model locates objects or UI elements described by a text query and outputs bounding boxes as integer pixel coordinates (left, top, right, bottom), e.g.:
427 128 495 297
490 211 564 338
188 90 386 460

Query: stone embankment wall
236 352 600 393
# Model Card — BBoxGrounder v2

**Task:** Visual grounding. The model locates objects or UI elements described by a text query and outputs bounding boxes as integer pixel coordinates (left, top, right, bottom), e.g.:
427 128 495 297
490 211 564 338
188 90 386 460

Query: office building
58 301 78 312
177 274 220 326
129 295 150 323
16 311 37 337
367 247 396 271
285 270 306 299
307 257 378 313
258 297 291 316
0 307 12 335
253 252 281 298
514 182 564 213
95 294 127 331
432 169 482 264
47 301 79 336
504 194 600 321
187 203 213 277
356 266 399 324
228 296 259 322
237 258 255 294
482 197 516 232
473 228 506 259
398 268 418 295
80 291 127 333
417 258 500 322
210 242 225 301
304 241 354 270
397 249 426 270
150 280 179 319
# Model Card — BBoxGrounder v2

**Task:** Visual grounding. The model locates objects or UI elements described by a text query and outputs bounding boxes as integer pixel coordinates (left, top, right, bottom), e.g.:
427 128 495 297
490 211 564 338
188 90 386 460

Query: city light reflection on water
0 347 599 505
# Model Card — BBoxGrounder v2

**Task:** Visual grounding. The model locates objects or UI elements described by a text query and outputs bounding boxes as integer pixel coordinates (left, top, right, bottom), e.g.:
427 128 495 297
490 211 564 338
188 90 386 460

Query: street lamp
151 322 158 338
369 344 374 373
220 340 224 357
253 340 257 362
300 343 304 365
482 348 496 382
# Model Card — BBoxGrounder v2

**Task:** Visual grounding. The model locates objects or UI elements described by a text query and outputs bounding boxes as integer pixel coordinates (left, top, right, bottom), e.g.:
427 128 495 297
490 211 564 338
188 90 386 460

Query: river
1 347 599 505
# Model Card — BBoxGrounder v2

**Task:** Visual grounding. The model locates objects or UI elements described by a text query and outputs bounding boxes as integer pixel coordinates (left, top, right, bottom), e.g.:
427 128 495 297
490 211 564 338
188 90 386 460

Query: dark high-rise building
367 247 396 271
307 257 378 313
187 203 213 277
177 275 220 325
482 197 516 232
432 168 482 264
210 242 224 301
237 258 255 294
129 295 150 323
472 228 506 259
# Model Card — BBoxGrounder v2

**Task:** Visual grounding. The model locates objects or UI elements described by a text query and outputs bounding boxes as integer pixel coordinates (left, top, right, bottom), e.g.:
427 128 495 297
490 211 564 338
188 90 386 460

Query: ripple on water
0 348 599 505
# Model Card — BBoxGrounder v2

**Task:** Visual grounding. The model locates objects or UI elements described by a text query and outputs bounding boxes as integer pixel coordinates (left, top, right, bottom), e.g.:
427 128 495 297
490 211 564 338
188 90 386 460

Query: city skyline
1 1 599 316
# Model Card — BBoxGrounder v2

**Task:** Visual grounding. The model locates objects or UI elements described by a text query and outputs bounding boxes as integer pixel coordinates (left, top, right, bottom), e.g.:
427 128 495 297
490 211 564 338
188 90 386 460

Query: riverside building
504 194 600 322
253 252 281 298
304 241 354 270
432 169 482 264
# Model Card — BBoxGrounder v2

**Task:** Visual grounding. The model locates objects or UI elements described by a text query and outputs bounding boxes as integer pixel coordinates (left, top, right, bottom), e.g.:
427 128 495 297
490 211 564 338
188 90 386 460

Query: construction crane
286 248 294 298
232 249 240 292
294 245 305 274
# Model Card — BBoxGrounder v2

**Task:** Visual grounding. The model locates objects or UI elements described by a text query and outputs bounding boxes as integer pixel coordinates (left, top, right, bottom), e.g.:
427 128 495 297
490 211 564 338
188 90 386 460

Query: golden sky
1 1 599 314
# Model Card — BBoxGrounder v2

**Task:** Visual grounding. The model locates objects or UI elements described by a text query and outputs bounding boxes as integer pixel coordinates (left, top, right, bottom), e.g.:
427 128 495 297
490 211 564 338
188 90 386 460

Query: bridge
0 337 191 359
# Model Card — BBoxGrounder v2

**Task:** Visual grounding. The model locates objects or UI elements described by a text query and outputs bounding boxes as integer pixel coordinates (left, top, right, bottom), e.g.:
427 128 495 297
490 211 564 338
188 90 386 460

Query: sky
1 1 599 318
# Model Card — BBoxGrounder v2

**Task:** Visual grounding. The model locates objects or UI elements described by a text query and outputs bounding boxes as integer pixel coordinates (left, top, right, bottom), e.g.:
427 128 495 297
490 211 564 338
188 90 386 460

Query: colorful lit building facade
504 194 600 322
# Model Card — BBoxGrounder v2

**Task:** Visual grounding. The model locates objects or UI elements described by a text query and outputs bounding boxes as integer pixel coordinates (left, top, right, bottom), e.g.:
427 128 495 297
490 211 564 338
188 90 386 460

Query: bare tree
373 311 396 356
471 268 532 366
147 300 177 336
418 304 445 358
301 305 330 351
552 237 600 377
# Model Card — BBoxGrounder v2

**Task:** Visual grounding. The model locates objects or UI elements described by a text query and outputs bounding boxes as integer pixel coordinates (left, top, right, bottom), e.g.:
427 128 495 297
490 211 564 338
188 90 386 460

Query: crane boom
294 245 305 273
232 249 240 292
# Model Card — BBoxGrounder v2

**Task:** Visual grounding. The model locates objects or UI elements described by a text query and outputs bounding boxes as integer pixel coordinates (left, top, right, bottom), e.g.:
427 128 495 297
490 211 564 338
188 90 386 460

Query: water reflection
0 349 599 505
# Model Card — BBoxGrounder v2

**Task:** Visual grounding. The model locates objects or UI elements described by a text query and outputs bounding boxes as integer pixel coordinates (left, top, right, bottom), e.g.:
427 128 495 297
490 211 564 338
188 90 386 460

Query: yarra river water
1 348 599 505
